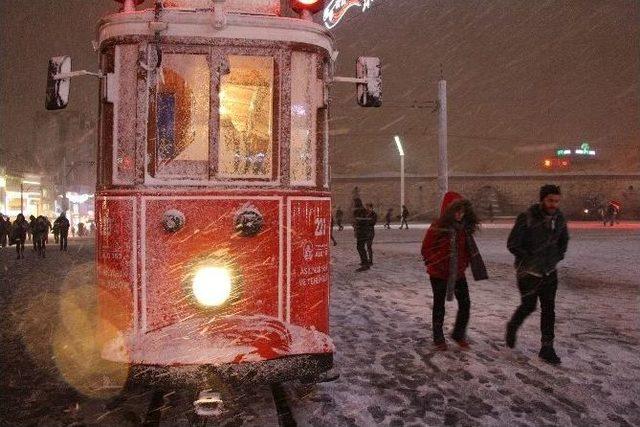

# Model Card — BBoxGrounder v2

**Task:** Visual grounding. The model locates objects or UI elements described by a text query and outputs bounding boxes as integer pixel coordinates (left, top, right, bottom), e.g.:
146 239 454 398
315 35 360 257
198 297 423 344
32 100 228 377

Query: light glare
192 267 232 307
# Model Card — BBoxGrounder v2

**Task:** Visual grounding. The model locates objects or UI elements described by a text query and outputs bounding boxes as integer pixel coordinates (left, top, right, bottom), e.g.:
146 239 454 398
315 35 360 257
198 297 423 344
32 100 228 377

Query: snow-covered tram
46 0 381 388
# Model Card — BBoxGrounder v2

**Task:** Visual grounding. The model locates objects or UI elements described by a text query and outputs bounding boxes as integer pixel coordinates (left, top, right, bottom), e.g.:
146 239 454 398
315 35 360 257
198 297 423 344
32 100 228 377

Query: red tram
46 0 381 387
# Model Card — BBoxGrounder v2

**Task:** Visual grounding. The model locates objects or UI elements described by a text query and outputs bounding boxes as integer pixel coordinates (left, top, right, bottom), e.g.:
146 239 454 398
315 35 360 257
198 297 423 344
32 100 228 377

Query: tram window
218 55 274 179
290 52 317 185
153 53 210 176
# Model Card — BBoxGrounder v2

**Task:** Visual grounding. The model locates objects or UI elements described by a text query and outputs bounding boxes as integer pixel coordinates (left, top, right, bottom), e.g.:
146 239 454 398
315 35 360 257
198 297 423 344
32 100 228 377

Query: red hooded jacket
421 192 470 280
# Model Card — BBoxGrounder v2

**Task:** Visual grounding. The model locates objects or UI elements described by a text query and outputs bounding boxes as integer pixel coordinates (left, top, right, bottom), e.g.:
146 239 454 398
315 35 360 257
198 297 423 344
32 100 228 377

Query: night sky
1 0 638 176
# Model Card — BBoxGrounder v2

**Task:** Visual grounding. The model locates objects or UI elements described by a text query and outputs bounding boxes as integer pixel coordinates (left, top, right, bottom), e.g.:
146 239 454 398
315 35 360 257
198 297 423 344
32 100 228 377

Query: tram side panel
96 196 137 349
287 197 331 334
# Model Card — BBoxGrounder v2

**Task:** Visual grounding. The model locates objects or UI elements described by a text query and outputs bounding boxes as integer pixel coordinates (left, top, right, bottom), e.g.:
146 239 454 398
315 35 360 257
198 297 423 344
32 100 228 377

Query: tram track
130 383 297 426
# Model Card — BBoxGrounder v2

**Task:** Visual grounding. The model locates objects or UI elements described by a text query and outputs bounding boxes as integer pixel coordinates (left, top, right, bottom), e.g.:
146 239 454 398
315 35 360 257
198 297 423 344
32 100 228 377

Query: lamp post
394 135 405 220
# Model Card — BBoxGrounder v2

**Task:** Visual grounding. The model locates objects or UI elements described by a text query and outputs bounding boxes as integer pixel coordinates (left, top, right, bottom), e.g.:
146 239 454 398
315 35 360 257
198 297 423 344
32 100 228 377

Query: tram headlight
192 266 233 307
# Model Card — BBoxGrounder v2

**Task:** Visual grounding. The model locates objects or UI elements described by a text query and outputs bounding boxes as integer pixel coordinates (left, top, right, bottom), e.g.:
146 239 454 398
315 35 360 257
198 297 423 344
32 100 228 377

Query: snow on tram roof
149 0 280 16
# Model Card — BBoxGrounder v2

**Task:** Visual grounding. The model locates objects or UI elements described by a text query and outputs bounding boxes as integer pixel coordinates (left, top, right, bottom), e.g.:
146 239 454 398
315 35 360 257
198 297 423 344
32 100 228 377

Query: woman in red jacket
421 192 487 351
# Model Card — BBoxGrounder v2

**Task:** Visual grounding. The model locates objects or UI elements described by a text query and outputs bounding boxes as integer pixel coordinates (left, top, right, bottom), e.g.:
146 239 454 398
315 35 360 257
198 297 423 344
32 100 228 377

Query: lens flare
192 266 232 307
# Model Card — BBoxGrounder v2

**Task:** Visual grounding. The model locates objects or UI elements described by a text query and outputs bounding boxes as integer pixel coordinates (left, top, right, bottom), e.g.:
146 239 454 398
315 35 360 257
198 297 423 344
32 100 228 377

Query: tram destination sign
323 0 375 29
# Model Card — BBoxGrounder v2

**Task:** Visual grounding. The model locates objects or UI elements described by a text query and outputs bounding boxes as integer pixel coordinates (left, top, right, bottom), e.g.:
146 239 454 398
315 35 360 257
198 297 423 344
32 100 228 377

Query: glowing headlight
192 267 232 307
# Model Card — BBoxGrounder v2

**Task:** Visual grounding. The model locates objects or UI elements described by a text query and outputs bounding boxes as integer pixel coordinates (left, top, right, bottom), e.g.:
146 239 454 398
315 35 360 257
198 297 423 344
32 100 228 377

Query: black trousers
430 276 470 343
60 231 68 251
356 238 369 265
366 234 374 264
508 272 558 345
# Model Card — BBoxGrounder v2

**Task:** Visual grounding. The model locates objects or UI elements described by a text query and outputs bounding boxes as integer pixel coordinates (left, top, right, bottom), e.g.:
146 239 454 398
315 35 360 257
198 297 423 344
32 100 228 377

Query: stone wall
331 175 640 221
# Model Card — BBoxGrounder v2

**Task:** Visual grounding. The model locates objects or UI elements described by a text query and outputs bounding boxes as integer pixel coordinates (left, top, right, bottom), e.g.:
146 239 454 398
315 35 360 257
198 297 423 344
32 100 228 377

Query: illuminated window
290 52 317 185
153 53 210 176
218 56 274 179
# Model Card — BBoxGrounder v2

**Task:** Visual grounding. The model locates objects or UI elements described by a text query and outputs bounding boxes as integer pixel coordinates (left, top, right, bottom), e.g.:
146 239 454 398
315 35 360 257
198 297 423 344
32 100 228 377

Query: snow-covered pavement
0 226 639 426
286 224 640 426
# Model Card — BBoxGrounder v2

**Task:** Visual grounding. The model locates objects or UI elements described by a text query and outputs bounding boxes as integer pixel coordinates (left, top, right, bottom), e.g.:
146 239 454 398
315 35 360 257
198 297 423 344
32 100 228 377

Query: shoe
505 323 517 348
433 341 448 351
453 338 470 350
355 265 370 272
538 346 561 365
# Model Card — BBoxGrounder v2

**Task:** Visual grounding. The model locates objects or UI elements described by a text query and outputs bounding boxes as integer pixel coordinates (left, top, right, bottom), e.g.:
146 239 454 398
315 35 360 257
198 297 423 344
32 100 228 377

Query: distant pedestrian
335 208 344 231
28 215 37 249
505 184 569 365
384 208 392 229
604 201 619 226
12 213 29 259
400 205 410 229
330 215 337 246
365 203 378 265
33 215 50 258
54 212 70 251
421 192 486 351
52 219 60 244
353 198 373 272
0 215 7 247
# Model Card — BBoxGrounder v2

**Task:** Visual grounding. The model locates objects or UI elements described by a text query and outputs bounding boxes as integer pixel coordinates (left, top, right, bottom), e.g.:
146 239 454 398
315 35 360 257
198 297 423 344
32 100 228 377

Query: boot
433 341 448 351
505 322 517 348
538 345 561 365
452 337 470 350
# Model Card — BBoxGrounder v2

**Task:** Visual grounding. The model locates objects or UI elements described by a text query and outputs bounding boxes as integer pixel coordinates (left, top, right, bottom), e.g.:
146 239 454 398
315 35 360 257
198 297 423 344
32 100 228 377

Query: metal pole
400 155 405 220
20 182 24 213
437 79 448 204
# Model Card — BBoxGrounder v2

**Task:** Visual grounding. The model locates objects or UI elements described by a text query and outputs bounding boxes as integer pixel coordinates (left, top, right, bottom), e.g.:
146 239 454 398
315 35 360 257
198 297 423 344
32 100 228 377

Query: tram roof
97 7 334 54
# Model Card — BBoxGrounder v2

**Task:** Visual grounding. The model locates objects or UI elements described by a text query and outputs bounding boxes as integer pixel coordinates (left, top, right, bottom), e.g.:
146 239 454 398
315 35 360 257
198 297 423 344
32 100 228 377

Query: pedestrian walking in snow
421 192 487 351
12 214 29 259
400 205 410 229
28 215 37 250
505 184 569 365
353 198 374 271
335 207 344 231
384 208 392 229
54 212 70 251
0 215 8 247
33 215 50 258
330 215 337 246
52 220 60 244
365 203 378 265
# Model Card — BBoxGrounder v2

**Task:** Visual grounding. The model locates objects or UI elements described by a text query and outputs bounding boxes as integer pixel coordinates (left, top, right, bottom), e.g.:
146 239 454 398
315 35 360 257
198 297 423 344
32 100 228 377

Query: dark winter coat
367 209 378 237
507 204 569 277
54 216 70 233
11 218 28 242
353 207 373 240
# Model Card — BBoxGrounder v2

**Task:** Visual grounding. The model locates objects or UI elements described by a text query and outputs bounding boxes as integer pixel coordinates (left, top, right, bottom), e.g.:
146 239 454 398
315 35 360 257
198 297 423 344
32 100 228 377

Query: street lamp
394 135 405 221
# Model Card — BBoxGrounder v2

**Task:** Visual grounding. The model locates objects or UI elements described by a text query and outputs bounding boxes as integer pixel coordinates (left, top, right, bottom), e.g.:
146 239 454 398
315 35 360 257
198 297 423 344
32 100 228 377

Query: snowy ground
0 224 639 426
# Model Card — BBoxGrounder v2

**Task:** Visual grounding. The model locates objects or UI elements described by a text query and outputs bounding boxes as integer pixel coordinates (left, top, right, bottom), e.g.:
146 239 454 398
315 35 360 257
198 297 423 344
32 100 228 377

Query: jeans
430 276 470 343
508 272 558 345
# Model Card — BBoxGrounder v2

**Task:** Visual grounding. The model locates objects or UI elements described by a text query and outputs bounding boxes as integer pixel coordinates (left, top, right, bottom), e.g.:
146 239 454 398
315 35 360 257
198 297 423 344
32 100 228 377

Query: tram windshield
149 50 277 181
218 55 274 179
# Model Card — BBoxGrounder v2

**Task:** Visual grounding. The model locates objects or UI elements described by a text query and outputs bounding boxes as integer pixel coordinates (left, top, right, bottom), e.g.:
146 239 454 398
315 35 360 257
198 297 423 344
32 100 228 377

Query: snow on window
218 55 274 179
153 53 210 176
290 52 317 185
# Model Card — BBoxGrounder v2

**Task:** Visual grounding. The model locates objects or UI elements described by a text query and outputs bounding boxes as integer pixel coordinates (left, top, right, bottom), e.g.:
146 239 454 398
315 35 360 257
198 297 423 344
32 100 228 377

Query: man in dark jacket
505 184 569 365
54 212 71 251
335 208 344 231
353 198 373 271
365 203 378 265
0 215 7 247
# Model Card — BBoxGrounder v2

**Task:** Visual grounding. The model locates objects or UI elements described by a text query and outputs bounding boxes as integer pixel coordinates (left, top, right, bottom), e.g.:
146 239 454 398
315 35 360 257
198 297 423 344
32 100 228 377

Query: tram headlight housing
192 266 233 307
291 0 324 14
